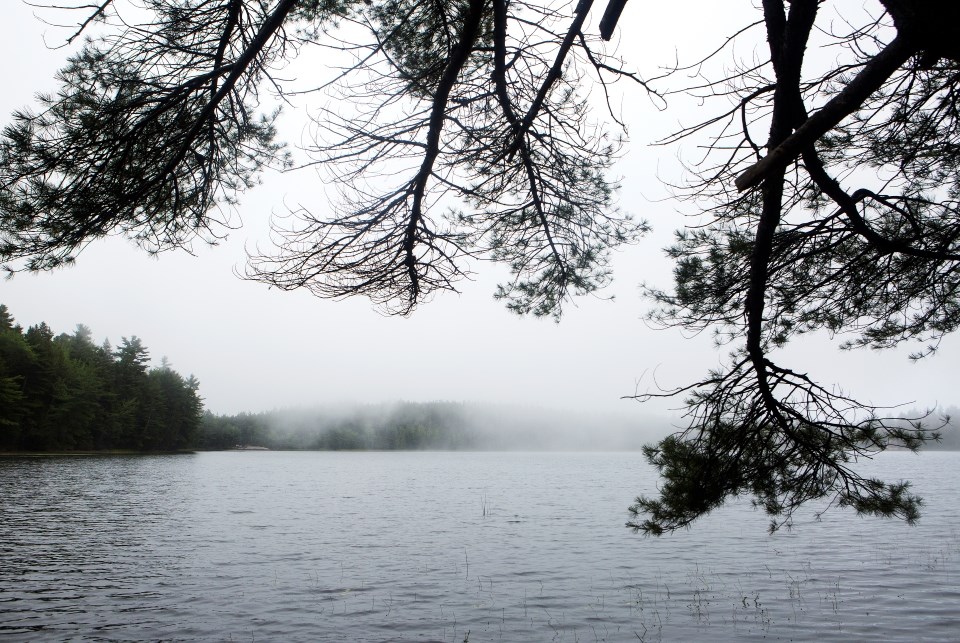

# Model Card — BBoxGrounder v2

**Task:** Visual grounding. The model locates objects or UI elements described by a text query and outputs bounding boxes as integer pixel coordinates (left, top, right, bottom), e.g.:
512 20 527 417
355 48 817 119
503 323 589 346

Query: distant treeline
0 304 203 452
200 402 960 452
911 407 960 450
198 402 664 451
199 402 477 450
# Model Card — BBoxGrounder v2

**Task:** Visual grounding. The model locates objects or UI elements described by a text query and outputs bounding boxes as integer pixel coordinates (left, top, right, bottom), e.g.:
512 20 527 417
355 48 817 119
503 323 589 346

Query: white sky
0 1 955 421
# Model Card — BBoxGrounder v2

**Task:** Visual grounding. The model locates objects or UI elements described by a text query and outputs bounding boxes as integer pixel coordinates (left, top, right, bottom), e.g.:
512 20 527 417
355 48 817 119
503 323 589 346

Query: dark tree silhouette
629 0 959 533
1 0 957 532
0 0 646 317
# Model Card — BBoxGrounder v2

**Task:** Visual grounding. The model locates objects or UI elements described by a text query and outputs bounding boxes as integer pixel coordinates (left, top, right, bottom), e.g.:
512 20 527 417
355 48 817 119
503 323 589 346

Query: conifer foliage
0 305 203 452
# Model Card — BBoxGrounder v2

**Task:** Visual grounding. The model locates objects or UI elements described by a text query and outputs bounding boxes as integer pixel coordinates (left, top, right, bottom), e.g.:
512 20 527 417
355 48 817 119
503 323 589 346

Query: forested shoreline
0 304 202 452
3 301 957 454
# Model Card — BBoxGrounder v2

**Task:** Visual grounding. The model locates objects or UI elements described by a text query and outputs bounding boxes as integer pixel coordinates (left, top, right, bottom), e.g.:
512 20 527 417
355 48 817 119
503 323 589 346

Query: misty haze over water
198 401 960 452
198 401 679 451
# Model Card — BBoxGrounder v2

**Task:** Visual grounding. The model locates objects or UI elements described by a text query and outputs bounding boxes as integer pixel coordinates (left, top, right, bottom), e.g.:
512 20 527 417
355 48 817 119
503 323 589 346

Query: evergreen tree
0 307 30 448
0 305 204 452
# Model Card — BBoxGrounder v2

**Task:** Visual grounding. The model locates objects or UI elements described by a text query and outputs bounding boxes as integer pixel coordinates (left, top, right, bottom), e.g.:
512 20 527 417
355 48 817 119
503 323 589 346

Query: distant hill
928 406 960 450
892 406 960 451
198 401 676 451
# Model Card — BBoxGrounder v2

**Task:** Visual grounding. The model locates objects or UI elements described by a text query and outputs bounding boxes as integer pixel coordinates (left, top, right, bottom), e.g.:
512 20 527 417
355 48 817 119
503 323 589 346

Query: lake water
1 451 958 642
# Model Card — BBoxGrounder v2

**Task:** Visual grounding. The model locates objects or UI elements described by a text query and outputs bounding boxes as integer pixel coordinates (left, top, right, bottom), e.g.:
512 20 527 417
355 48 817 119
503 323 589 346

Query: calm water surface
1 451 958 642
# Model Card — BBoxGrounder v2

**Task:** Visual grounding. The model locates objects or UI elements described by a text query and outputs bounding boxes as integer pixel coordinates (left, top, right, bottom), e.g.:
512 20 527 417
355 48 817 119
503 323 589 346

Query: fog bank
199 401 678 451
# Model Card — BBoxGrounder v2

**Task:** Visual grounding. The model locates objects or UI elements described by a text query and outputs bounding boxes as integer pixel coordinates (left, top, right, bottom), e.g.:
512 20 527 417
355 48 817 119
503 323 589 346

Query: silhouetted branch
735 35 914 192
598 0 627 41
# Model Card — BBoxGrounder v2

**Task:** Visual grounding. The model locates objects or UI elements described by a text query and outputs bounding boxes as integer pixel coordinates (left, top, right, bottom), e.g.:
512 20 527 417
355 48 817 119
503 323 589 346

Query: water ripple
1 451 958 641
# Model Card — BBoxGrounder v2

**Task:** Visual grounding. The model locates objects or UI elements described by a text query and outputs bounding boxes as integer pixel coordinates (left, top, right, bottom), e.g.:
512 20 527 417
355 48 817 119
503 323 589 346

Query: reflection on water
1 451 958 641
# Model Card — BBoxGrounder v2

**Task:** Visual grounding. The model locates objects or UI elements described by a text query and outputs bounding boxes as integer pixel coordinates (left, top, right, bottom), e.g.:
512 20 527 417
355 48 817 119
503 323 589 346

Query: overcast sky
1 1 955 422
